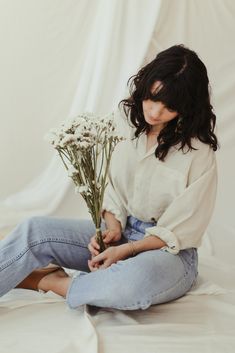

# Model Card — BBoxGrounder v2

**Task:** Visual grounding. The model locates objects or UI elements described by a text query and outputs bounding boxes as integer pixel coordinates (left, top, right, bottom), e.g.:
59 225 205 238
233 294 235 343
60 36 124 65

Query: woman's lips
149 116 160 122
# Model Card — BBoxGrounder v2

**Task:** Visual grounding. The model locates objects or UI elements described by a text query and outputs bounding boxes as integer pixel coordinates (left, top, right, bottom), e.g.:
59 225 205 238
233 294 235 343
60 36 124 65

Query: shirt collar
131 131 158 161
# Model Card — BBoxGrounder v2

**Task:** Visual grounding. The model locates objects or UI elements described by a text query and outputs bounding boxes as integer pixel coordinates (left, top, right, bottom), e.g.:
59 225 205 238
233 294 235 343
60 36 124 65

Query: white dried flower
60 120 74 133
59 134 77 147
79 141 93 149
75 185 89 194
46 111 126 234
67 165 78 177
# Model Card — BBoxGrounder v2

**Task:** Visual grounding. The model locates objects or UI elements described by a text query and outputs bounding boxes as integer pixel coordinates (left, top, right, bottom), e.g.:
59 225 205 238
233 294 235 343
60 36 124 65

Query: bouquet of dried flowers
44 112 125 253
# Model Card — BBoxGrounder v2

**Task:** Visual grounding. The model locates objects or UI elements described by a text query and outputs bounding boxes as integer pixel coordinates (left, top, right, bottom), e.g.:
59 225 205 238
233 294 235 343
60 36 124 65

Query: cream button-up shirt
101 106 218 254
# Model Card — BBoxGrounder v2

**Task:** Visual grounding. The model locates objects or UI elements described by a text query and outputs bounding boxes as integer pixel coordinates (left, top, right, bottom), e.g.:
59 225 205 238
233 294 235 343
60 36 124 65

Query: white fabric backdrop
1 1 235 353
0 0 161 231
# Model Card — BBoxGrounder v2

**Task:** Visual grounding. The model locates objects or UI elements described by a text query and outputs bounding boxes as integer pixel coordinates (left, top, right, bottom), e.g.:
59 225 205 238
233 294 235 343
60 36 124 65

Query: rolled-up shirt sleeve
144 145 218 254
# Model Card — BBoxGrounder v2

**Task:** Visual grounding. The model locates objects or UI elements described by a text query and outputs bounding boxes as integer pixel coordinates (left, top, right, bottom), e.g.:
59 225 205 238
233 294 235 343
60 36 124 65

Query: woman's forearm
132 235 166 253
103 210 122 233
119 235 167 259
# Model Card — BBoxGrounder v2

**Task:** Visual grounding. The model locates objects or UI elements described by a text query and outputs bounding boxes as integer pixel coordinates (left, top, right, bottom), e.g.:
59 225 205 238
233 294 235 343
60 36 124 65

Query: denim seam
32 216 90 248
0 238 88 271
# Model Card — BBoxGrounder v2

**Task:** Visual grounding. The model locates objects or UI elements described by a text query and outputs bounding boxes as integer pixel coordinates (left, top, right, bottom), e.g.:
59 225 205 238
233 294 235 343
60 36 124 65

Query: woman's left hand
88 245 129 271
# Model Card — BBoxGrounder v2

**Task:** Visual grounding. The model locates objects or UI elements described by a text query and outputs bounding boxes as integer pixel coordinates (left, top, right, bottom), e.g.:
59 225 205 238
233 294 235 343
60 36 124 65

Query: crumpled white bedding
1 250 234 353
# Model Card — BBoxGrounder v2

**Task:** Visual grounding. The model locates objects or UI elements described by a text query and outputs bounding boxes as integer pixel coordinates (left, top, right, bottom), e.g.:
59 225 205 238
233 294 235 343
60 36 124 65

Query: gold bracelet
129 241 136 257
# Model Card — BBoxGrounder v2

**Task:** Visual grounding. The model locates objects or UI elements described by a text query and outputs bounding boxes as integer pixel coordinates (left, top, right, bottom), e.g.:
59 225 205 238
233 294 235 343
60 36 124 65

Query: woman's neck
147 122 167 135
148 131 159 135
147 130 160 136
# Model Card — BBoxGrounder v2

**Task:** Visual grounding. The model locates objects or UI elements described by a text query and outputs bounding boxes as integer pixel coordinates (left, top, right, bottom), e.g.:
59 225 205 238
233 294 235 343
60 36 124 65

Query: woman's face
142 81 178 131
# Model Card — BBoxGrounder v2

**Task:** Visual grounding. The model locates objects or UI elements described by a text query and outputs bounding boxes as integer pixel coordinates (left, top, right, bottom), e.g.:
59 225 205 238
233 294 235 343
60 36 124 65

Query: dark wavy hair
118 44 219 161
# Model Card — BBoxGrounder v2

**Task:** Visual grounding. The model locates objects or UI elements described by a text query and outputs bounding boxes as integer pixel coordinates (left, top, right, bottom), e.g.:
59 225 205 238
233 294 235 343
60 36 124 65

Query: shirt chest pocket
148 163 186 211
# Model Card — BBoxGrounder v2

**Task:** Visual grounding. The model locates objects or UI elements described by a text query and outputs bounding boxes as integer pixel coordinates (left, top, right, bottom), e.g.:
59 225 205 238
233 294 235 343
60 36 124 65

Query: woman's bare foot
38 269 72 297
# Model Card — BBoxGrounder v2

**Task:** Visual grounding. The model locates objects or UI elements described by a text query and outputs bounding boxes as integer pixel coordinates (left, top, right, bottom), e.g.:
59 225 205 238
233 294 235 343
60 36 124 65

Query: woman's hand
87 229 122 271
102 228 122 245
88 229 122 257
88 244 129 271
88 234 101 258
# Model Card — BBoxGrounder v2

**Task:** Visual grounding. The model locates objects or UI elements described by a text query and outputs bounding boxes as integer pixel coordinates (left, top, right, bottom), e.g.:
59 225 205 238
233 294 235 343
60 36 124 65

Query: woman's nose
148 101 164 116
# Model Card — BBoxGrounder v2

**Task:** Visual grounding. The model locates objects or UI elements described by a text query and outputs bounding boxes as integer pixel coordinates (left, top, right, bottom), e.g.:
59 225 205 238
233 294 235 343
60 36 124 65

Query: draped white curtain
1 2 235 352
0 0 162 231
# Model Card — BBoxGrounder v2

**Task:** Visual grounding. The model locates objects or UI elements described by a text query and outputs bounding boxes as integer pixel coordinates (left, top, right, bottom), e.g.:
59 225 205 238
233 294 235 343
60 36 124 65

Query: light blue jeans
0 215 198 310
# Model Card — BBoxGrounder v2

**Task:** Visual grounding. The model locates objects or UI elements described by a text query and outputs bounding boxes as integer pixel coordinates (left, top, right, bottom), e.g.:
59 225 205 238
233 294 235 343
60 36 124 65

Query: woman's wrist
118 243 136 259
118 236 166 260
128 241 137 256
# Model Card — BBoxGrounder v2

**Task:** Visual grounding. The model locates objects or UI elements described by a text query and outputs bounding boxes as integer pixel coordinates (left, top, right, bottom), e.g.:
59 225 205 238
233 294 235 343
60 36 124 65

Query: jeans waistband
126 215 157 234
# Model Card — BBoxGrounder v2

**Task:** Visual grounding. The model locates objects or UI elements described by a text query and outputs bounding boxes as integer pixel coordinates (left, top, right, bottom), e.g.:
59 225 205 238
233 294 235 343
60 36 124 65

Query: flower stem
95 228 107 253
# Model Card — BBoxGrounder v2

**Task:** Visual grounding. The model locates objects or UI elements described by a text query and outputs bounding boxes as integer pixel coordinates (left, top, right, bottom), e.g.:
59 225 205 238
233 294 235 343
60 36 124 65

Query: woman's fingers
91 251 106 265
88 259 99 271
88 244 99 257
91 236 100 250
88 235 100 256
88 243 100 257
102 229 121 244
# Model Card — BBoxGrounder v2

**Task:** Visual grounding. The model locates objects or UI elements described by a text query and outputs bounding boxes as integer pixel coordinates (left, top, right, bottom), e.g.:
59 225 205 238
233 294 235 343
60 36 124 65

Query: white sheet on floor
1 252 235 353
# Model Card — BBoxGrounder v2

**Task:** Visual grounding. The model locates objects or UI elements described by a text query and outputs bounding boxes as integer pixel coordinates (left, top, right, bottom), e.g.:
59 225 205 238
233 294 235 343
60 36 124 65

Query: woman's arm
119 235 167 258
89 235 167 270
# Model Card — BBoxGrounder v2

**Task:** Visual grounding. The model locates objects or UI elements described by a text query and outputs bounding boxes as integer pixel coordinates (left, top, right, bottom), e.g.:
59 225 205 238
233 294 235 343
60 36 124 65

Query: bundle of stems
45 112 125 252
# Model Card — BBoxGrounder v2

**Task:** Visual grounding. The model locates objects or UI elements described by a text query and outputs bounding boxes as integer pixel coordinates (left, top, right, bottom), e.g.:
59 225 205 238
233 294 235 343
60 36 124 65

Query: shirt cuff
144 226 180 255
101 205 127 231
